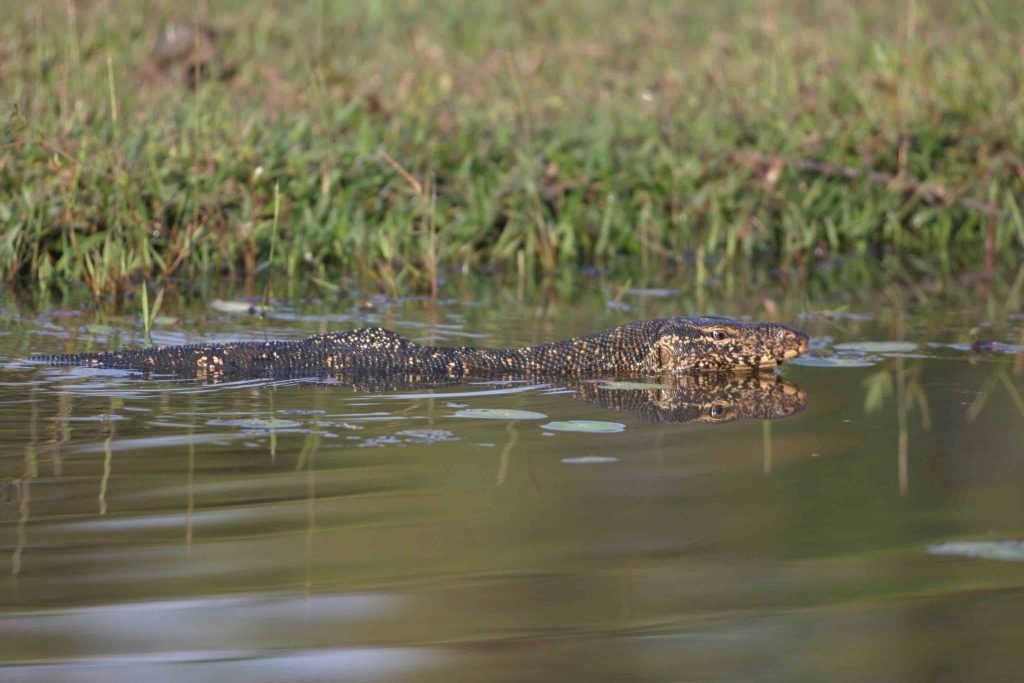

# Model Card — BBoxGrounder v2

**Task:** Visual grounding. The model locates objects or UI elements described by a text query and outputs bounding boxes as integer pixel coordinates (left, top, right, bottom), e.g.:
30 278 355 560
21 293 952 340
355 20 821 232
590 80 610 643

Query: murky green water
2 275 1024 682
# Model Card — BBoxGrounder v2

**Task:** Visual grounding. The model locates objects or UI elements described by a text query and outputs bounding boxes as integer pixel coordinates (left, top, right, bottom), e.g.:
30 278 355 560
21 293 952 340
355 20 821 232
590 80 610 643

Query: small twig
380 150 423 196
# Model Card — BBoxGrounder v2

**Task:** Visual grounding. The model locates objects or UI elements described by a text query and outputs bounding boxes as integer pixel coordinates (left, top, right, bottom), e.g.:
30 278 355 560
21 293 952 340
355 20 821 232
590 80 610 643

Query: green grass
1 0 1023 297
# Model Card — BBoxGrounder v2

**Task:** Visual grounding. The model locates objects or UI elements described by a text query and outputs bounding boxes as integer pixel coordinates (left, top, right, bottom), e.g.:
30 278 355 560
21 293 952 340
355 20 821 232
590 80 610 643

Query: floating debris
359 429 458 448
207 417 301 430
394 429 458 443
596 381 669 390
54 414 127 422
927 540 1024 563
790 356 877 368
210 299 271 316
541 420 625 433
622 288 679 298
454 408 548 420
834 341 919 353
931 341 1024 355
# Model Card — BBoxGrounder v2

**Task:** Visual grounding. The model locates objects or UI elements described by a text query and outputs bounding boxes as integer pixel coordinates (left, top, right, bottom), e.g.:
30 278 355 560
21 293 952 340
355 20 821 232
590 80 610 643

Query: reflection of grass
3 2 1023 295
968 370 1024 422
863 360 932 495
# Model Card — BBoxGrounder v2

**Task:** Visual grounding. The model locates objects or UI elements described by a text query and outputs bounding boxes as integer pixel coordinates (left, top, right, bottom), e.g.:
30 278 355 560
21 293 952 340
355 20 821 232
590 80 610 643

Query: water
1 275 1023 682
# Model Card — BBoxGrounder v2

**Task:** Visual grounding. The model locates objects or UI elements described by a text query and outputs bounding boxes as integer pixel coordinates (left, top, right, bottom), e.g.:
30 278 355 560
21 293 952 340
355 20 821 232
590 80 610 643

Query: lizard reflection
564 373 806 424
325 371 807 425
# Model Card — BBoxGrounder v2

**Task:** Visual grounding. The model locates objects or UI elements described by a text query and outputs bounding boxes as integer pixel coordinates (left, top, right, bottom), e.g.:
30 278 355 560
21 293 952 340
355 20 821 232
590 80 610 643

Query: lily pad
541 420 625 433
561 455 620 464
790 356 877 368
210 299 270 315
207 417 301 429
927 540 1024 563
454 408 548 420
597 381 669 390
834 341 919 353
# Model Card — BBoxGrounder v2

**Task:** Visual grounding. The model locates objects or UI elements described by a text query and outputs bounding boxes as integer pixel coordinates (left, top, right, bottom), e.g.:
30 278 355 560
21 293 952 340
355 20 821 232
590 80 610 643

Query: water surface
1 275 1023 682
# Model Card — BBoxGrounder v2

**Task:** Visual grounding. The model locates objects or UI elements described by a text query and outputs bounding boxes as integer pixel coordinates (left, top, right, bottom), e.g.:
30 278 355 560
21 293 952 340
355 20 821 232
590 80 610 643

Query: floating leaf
542 420 625 433
207 417 300 429
561 456 620 464
834 341 918 353
84 323 115 335
623 287 678 298
597 381 669 390
927 540 1024 563
394 428 458 443
454 408 548 420
210 299 270 315
790 356 877 368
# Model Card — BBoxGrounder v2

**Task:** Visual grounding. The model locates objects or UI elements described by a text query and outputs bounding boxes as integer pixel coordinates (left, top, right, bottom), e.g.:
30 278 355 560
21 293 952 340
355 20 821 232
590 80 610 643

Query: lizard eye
709 404 726 418
711 330 729 341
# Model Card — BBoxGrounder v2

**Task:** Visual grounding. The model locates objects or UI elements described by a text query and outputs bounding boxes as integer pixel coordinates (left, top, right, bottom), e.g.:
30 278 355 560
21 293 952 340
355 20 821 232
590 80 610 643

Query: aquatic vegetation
541 420 626 433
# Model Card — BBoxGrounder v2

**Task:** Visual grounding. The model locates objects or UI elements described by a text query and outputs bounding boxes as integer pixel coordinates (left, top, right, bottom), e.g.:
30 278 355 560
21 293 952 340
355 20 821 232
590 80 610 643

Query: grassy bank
2 0 1023 297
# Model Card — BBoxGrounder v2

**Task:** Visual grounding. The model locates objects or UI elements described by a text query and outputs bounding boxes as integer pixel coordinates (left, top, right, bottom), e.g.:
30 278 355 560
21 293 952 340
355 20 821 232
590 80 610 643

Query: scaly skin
32 316 809 380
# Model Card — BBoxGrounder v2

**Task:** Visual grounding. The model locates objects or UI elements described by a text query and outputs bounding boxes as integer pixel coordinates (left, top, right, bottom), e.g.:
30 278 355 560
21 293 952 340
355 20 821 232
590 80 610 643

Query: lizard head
642 316 809 372
687 374 807 422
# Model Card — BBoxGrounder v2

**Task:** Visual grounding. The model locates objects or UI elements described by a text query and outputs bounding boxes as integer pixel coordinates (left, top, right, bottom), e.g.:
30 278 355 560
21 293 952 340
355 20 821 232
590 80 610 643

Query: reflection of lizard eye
709 404 726 418
711 330 728 341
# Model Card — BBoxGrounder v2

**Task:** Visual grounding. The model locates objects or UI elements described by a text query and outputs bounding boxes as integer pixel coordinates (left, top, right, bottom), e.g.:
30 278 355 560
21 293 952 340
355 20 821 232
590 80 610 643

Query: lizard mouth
780 328 810 359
